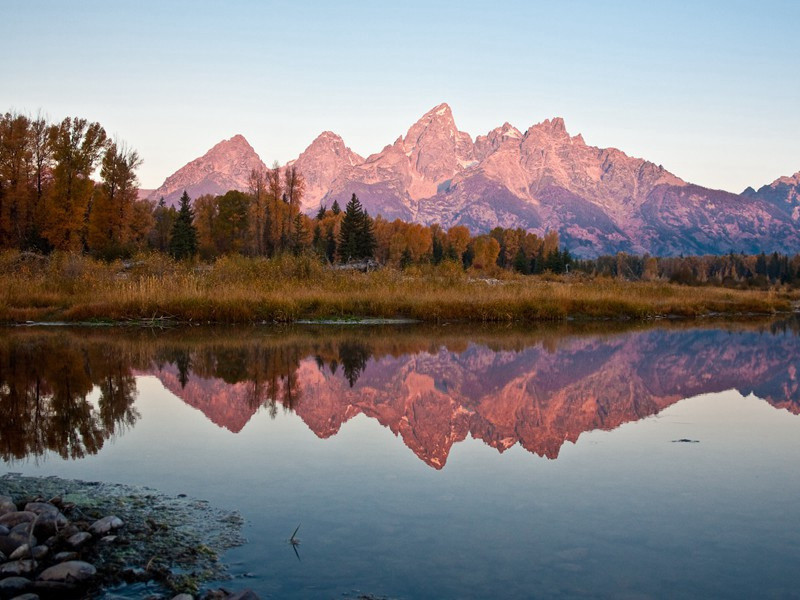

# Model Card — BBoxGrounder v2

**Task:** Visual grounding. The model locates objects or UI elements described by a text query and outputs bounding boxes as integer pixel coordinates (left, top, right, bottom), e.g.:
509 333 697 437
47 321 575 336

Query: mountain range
147 104 800 257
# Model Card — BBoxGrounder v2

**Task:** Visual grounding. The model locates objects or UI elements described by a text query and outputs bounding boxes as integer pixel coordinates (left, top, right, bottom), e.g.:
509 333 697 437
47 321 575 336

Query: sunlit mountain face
2 321 798 468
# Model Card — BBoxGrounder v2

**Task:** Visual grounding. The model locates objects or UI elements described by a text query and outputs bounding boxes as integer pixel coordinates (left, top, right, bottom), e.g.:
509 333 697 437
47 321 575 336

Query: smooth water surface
1 321 800 599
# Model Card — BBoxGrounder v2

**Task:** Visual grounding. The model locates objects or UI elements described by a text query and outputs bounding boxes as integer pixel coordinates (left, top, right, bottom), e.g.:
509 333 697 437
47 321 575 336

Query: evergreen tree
169 190 198 259
325 227 337 263
331 199 341 215
337 193 375 262
315 204 327 220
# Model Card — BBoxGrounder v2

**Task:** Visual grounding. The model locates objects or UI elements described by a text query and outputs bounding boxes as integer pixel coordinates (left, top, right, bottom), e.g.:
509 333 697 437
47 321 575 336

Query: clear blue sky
2 0 798 192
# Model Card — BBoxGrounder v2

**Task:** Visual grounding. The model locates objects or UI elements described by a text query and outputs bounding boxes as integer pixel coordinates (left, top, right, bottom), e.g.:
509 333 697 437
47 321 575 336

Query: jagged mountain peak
771 171 800 187
150 134 265 205
404 103 460 148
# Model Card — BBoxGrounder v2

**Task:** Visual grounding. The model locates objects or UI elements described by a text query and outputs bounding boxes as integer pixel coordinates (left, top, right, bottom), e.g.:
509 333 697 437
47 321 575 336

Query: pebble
52 551 78 562
9 523 31 536
0 536 21 556
9 544 31 560
0 513 36 530
172 594 194 600
32 512 68 539
9 594 39 600
66 532 91 549
0 496 15 518
22 503 58 517
9 532 37 551
37 560 96 583
89 515 124 535
0 577 31 596
0 560 38 577
0 526 8 536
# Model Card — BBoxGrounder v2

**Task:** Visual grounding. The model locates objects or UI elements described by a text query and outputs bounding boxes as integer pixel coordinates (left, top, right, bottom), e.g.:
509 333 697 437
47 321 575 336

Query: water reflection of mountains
1 322 799 468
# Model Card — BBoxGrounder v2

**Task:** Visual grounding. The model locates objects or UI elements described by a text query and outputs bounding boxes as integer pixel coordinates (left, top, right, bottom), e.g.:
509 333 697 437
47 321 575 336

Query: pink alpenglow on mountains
151 104 800 257
150 134 266 206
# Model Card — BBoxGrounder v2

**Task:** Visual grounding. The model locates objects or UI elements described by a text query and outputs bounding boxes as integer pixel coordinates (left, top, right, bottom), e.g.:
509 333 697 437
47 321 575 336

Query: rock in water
89 515 124 535
66 532 92 549
37 560 96 583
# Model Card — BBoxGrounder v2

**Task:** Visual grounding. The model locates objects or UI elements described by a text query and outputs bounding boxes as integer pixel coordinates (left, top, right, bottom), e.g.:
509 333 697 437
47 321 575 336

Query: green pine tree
338 193 375 262
169 190 198 260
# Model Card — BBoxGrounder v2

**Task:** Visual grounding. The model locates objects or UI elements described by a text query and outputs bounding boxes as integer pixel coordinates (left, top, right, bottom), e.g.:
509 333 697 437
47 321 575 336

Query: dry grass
0 251 795 324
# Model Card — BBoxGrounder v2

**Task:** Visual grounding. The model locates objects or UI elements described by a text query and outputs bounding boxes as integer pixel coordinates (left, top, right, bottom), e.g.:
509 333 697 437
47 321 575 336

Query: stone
37 561 96 583
8 544 31 561
9 532 36 549
66 532 91 549
30 546 47 561
0 526 8 536
31 512 68 539
0 497 15 518
172 594 194 600
0 560 37 577
99 535 117 544
9 524 31 536
0 577 31 597
0 533 33 557
8 594 39 600
89 515 123 535
52 552 78 562
21 504 57 518
0 514 35 530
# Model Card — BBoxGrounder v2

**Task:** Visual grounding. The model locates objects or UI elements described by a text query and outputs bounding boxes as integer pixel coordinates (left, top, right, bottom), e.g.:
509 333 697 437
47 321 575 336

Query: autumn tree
87 142 143 257
0 112 34 249
169 191 198 259
43 117 108 251
248 167 267 255
215 190 250 254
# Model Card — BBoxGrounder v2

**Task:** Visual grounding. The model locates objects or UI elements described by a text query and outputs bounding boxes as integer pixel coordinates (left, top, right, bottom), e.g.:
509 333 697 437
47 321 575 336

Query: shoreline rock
0 474 250 599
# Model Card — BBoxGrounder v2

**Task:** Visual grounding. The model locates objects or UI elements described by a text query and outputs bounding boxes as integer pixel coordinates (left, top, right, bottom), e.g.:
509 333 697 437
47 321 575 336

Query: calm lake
2 320 800 599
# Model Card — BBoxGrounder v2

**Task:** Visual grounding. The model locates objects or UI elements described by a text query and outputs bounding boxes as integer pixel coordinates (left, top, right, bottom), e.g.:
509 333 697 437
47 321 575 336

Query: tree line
575 251 800 288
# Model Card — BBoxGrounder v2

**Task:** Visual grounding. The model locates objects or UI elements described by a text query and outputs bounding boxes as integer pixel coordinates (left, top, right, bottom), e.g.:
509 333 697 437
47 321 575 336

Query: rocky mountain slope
743 171 800 221
150 106 800 256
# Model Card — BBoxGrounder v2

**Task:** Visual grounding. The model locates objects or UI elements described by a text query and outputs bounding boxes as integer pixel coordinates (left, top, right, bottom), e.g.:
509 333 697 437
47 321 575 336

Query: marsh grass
0 251 794 324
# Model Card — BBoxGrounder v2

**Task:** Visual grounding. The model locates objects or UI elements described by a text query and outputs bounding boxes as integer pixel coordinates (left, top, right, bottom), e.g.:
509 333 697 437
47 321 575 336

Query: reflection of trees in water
338 341 371 388
158 344 305 418
0 337 139 462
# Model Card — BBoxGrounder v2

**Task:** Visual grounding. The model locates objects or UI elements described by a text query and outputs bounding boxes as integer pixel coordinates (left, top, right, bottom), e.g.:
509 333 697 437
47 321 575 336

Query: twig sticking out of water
289 523 301 545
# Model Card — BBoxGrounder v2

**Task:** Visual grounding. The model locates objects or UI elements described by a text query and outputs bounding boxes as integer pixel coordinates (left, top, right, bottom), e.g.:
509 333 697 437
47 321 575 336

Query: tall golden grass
0 251 795 323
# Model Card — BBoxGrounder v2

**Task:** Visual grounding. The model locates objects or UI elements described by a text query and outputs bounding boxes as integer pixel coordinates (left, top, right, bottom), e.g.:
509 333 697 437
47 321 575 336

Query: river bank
0 474 248 599
0 252 795 324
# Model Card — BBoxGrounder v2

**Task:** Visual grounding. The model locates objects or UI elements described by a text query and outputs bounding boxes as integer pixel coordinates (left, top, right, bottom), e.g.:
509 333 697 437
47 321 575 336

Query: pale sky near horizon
2 0 798 192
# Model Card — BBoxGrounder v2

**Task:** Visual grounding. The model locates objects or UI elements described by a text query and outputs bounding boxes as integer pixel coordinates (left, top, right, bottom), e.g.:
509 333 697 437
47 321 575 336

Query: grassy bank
0 251 795 324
